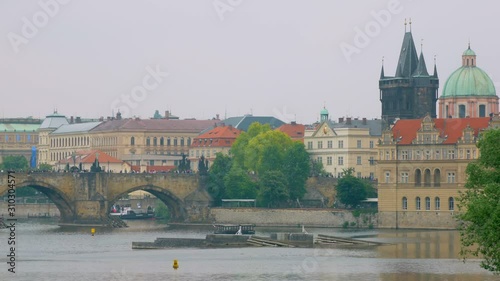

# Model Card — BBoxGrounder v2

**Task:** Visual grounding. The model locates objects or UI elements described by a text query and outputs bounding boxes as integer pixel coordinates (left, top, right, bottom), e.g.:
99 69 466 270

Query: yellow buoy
173 259 179 270
91 228 96 236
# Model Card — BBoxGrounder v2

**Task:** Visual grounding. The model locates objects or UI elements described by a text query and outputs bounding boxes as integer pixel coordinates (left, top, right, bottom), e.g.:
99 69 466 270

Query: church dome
442 47 496 98
320 107 329 115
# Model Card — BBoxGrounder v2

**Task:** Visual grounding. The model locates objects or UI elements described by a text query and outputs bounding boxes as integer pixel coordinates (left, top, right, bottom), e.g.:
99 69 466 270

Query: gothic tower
379 25 439 126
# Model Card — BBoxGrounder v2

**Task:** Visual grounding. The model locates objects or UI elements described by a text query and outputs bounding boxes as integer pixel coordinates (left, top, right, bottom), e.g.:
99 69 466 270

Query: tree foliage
1 155 29 171
335 168 371 208
258 170 289 208
198 155 209 175
224 164 257 199
207 153 232 205
458 128 500 274
38 163 53 171
310 159 326 176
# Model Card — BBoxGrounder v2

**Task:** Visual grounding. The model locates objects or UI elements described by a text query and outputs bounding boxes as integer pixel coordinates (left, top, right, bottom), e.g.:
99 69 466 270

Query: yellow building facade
377 114 500 229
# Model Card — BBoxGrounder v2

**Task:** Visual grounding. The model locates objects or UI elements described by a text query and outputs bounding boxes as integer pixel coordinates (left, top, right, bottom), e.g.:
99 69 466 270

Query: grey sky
1 0 499 124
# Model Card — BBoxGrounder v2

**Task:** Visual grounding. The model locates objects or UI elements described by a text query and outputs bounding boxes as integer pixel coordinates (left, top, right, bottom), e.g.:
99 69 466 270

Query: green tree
258 170 289 208
244 130 293 174
38 163 53 171
310 159 326 176
283 141 311 200
231 123 271 168
458 129 500 273
1 155 29 171
335 168 369 208
154 200 170 220
224 164 257 199
207 153 232 205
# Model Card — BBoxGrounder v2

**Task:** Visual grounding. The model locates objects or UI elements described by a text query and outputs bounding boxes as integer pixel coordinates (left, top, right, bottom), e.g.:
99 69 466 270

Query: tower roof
413 51 429 77
395 32 419 77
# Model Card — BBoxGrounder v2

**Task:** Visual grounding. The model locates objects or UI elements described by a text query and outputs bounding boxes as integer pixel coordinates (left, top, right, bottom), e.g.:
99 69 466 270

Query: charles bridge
0 172 211 225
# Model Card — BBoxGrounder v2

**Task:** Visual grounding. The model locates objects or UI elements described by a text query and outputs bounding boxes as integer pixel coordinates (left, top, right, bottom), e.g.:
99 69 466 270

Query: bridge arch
109 185 187 221
1 181 76 222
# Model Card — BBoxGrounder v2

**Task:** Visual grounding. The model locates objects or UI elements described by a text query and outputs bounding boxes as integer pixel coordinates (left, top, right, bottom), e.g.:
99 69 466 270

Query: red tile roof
276 122 305 141
392 117 491 145
58 150 123 164
191 125 241 147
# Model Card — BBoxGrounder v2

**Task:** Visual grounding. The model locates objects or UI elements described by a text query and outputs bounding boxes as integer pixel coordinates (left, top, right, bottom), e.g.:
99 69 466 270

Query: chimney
362 118 367 125
346 117 352 125
99 116 104 121
291 121 297 125
70 116 74 124
216 114 220 120
116 111 122 120
338 117 344 123
165 111 170 120
75 117 82 123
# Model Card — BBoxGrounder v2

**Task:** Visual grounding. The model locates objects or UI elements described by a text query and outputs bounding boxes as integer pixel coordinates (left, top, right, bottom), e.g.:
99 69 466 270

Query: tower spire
380 56 385 79
404 18 407 32
409 18 412 32
433 55 438 78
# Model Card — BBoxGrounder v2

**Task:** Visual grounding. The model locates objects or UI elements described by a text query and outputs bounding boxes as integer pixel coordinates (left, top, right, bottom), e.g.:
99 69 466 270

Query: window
357 172 362 178
307 141 313 149
425 197 431 210
153 137 157 146
369 172 374 180
434 169 441 187
424 169 431 187
448 150 455 159
160 137 164 146
187 138 192 146
385 171 390 183
401 150 408 160
356 156 362 165
317 141 323 149
167 138 171 146
146 137 150 146
459 104 466 118
401 172 409 183
435 197 440 210
447 172 456 183
317 157 323 164
449 197 454 210
369 156 375 165
130 137 135 146
479 104 486 117
415 169 422 186
327 141 333 148
338 140 344 148
338 156 344 165
402 197 408 210
174 138 178 146
416 197 421 210
326 156 332 165
466 150 470 159
149 160 154 166
369 141 374 149
357 140 362 148
385 151 390 160
181 138 185 146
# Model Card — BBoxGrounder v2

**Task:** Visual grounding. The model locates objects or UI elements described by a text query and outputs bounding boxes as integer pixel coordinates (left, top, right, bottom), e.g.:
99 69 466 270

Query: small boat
110 206 154 220
213 224 255 235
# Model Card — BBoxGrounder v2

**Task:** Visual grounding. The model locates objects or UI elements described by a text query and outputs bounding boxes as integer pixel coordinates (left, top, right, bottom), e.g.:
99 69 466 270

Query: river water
0 220 498 281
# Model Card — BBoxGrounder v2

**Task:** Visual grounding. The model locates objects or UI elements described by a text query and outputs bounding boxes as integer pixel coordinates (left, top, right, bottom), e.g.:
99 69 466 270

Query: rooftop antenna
468 38 471 49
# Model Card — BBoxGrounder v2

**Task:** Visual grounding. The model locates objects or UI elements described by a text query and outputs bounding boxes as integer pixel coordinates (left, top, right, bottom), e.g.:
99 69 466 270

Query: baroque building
439 44 499 118
379 28 439 126
0 117 41 167
377 114 500 229
304 108 382 178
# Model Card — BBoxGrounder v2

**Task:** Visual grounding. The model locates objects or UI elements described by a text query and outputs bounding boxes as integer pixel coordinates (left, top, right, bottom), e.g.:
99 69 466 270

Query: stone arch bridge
0 172 212 225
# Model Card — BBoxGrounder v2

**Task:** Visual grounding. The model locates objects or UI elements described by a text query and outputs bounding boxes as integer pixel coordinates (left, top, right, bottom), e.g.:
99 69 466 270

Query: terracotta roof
58 149 123 164
392 117 491 145
276 123 305 141
191 125 241 147
91 118 219 133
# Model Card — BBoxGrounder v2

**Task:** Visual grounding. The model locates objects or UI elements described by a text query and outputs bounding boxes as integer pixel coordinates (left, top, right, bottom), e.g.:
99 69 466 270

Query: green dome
463 48 476 56
320 108 329 115
442 66 496 97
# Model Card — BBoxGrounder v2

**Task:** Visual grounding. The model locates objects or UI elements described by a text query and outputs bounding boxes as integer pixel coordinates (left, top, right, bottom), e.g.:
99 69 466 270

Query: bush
154 201 170 220
342 221 349 229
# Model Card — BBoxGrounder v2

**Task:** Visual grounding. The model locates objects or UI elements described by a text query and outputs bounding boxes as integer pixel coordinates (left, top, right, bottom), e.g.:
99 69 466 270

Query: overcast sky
1 0 499 124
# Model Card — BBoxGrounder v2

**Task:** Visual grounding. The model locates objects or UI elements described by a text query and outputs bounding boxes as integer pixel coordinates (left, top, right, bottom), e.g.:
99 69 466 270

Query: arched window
425 197 431 210
402 197 408 210
416 197 421 210
167 138 171 146
131 137 135 146
415 169 422 186
424 169 431 187
146 137 150 146
174 138 178 146
153 137 157 146
180 138 185 146
160 137 164 146
479 104 486 117
435 197 440 210
434 169 441 187
187 137 192 146
449 197 454 211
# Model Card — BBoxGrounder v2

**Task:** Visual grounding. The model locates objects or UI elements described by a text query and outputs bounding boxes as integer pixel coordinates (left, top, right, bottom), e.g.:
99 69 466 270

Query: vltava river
0 220 498 281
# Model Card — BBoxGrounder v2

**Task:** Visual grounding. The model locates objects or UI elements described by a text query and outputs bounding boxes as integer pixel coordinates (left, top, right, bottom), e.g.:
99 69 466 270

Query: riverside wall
0 202 60 218
209 208 377 228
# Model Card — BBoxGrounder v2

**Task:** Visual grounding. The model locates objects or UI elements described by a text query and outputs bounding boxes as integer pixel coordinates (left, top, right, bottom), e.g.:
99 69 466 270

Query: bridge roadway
0 172 212 225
